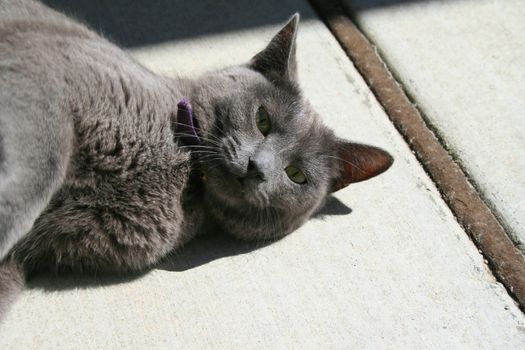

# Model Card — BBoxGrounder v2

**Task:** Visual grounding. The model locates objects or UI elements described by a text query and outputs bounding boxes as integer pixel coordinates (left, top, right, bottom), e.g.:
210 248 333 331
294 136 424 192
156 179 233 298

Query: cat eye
256 106 271 136
285 166 307 184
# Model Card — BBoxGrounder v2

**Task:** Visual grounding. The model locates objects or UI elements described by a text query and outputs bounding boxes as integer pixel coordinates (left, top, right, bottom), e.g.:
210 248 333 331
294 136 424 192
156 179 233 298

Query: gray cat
0 0 392 317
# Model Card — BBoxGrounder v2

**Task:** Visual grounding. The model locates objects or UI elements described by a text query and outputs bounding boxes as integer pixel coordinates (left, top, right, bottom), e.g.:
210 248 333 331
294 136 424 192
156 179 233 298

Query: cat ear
330 141 394 192
249 13 299 81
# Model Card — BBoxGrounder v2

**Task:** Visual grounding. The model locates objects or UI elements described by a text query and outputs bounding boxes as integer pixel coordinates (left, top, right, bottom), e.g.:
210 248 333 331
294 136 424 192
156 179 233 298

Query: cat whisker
197 158 223 165
262 210 272 244
208 122 228 139
254 208 266 247
195 152 221 158
177 143 220 149
172 132 223 148
191 150 221 157
320 154 366 173
180 149 220 156
171 129 222 143
195 155 221 164
268 206 280 240
179 149 220 155
190 153 221 159
172 121 227 146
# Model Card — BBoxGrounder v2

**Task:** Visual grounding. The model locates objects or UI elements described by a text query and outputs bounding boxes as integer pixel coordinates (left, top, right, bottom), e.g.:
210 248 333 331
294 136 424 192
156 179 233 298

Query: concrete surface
1 0 525 348
345 0 525 252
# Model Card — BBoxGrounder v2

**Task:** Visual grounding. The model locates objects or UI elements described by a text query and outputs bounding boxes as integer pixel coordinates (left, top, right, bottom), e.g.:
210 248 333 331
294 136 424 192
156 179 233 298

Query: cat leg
0 106 73 259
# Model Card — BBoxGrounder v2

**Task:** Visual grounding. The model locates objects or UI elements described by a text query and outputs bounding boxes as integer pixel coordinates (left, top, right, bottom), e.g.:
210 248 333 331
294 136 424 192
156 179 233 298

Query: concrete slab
345 0 525 252
1 1 524 348
311 0 525 308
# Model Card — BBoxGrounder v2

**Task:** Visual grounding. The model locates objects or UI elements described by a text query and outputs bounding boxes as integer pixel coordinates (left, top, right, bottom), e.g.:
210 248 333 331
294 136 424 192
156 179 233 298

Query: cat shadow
313 195 352 218
157 233 271 272
158 195 351 271
28 196 350 290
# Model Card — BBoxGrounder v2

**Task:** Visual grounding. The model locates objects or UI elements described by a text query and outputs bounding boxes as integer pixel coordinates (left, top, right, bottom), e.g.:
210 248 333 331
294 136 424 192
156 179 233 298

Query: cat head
190 14 393 241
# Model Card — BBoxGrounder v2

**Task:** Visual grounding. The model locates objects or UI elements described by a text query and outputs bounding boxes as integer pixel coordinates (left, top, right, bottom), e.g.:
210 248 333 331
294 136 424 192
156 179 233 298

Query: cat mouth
235 177 270 207
204 162 245 199
204 162 268 207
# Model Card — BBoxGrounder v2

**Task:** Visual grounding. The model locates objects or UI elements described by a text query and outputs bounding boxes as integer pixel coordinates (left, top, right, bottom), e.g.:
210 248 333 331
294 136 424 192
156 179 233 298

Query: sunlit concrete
346 0 525 252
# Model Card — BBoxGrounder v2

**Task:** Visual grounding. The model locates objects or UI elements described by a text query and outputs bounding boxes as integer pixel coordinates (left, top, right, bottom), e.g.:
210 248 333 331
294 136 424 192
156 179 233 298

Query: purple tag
176 99 200 145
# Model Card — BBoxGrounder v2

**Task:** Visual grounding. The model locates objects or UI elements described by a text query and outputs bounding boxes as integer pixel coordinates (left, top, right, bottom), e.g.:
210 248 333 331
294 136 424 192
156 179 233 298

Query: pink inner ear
331 142 393 192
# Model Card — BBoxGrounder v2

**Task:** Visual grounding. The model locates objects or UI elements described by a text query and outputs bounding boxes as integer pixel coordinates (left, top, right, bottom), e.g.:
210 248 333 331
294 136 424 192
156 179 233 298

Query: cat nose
246 158 266 180
245 150 274 181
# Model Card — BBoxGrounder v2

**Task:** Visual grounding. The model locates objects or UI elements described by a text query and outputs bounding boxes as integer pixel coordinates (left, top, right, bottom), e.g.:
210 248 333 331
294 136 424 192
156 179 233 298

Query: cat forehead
213 65 332 146
286 119 332 155
210 69 300 113
215 66 298 95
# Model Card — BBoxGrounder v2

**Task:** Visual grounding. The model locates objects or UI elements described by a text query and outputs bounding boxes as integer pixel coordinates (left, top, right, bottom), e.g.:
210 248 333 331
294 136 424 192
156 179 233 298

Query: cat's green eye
256 106 271 136
285 166 307 184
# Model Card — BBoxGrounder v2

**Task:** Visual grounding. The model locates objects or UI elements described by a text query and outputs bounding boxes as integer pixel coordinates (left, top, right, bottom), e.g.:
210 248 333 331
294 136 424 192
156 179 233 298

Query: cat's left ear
249 13 299 82
330 140 394 192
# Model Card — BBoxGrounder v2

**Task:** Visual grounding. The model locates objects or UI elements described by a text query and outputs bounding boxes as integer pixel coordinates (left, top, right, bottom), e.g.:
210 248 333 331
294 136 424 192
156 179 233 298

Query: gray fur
0 257 23 316
0 0 393 317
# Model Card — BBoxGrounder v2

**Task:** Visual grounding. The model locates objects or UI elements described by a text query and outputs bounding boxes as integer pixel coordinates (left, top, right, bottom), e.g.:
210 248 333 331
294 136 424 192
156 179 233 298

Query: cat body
0 0 393 316
1 0 196 273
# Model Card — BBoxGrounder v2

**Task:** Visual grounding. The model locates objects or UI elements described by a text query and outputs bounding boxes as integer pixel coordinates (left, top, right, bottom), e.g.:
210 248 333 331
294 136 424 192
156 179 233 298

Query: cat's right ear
330 140 394 192
249 14 299 82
